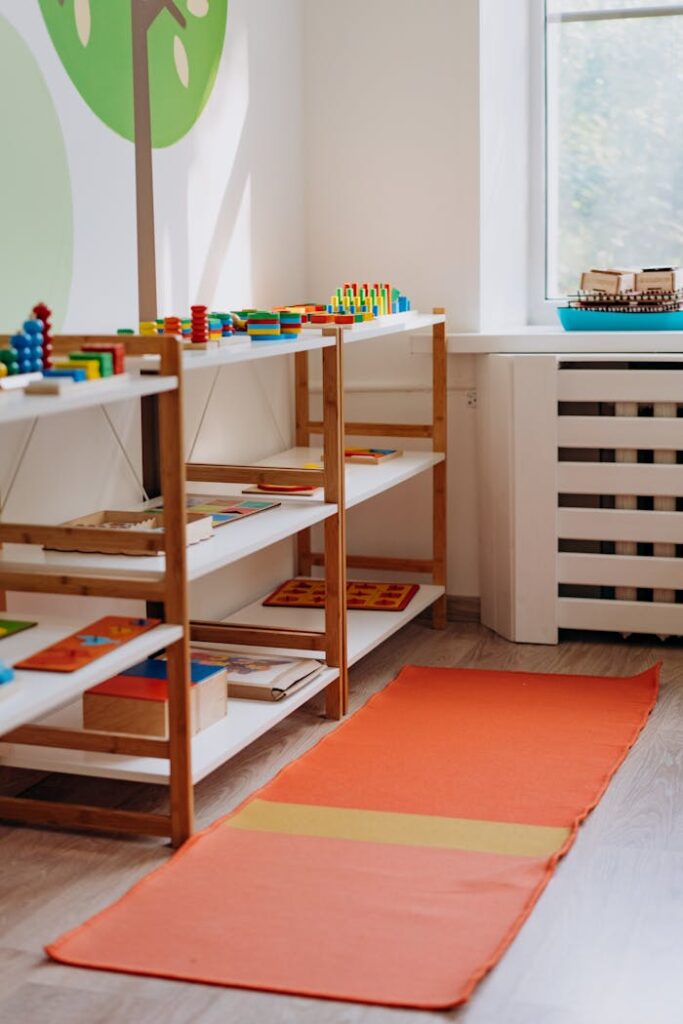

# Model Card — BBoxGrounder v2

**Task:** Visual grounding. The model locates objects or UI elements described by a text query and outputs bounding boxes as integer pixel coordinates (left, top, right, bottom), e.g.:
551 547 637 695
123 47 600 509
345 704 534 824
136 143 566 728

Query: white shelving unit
0 335 196 843
0 312 448 821
0 583 445 785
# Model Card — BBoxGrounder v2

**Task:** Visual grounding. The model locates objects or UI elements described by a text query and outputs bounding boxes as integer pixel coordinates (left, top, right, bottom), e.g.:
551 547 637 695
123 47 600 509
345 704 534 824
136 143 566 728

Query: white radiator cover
477 354 683 644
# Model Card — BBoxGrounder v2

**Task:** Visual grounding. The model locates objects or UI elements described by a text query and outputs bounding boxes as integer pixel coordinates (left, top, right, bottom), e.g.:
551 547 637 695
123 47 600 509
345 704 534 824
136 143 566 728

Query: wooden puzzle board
263 579 419 612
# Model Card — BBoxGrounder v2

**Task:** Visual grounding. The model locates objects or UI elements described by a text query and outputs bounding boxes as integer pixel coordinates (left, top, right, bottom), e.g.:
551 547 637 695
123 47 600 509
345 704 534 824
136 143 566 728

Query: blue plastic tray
558 307 683 332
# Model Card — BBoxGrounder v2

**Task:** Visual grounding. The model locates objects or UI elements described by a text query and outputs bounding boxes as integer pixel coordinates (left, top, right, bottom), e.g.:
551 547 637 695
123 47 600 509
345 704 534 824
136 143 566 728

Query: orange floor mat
47 663 659 1009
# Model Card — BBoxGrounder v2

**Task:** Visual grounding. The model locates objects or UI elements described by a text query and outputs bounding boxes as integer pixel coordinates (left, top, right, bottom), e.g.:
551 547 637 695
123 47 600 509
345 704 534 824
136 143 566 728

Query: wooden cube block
634 268 683 293
580 270 635 294
83 658 227 737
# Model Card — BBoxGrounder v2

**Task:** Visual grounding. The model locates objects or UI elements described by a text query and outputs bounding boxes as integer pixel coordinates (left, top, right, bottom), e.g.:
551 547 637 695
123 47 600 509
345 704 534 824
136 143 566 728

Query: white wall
0 0 307 621
2 0 524 608
304 0 483 596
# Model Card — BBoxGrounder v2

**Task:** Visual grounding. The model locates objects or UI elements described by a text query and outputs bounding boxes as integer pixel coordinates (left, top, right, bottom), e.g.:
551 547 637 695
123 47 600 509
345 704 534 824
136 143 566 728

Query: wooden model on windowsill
558 266 683 330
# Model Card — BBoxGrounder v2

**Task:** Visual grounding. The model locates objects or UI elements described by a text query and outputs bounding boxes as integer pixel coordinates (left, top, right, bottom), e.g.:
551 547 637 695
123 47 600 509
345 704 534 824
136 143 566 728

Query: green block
69 351 113 377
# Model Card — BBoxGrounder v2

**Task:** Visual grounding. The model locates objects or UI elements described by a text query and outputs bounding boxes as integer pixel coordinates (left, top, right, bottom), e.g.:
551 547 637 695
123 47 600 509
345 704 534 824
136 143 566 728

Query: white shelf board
0 450 440 582
181 331 336 369
0 582 443 784
0 497 337 584
128 332 335 375
340 311 445 345
410 326 683 356
224 582 445 666
0 616 182 734
254 447 444 508
0 664 337 785
0 373 178 426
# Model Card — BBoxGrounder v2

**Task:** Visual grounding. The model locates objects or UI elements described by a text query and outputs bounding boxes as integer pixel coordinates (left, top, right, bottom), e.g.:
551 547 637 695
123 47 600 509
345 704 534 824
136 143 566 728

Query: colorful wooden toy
0 619 37 641
52 358 100 380
0 660 15 685
11 320 44 374
163 316 183 337
191 304 208 344
82 342 125 375
32 302 53 368
68 351 114 377
83 658 228 738
43 368 87 382
326 282 411 319
14 616 160 673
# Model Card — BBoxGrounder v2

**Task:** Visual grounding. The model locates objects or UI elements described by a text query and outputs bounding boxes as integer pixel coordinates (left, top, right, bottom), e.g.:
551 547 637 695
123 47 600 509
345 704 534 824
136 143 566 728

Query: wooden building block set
0 305 127 394
113 283 414 349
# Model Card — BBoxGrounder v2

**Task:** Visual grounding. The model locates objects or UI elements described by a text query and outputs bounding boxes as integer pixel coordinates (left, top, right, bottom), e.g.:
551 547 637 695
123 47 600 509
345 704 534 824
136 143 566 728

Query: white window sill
410 326 683 355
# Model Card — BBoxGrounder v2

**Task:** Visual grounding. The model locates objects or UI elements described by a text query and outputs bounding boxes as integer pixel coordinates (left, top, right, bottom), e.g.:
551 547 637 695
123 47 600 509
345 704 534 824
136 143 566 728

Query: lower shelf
0 583 444 785
0 665 337 785
224 582 445 666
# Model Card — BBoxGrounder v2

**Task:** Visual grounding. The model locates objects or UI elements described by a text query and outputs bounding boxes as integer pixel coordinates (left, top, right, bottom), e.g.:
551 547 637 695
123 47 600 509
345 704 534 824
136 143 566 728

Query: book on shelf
187 647 323 702
319 447 403 465
343 447 402 464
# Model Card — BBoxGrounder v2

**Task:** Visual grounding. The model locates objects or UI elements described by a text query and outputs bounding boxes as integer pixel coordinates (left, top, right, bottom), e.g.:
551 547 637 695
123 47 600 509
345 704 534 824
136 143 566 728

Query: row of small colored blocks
311 312 371 325
336 283 392 314
332 283 411 316
50 351 115 380
33 344 123 382
138 314 235 339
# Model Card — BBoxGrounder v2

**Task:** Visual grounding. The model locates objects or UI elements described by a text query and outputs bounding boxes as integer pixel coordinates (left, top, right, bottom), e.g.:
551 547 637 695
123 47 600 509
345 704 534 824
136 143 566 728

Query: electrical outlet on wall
466 389 477 409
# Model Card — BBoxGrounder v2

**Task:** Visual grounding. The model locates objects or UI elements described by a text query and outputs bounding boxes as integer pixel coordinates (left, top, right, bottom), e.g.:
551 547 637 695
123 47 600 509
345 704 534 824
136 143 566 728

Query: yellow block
53 359 100 380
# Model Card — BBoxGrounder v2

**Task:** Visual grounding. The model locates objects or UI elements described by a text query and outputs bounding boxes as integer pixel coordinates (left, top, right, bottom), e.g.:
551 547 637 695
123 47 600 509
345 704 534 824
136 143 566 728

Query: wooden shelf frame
0 335 194 846
0 310 447 835
296 309 448 633
183 328 347 720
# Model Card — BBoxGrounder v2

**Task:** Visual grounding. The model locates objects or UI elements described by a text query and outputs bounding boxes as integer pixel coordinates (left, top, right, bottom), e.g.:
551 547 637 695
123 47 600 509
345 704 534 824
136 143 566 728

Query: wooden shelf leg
158 339 194 847
294 350 313 575
324 514 345 720
432 309 448 630
322 331 347 717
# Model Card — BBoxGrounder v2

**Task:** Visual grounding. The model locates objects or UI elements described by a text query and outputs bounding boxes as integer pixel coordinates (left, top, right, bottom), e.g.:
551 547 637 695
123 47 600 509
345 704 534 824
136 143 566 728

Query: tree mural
0 14 73 331
39 0 229 319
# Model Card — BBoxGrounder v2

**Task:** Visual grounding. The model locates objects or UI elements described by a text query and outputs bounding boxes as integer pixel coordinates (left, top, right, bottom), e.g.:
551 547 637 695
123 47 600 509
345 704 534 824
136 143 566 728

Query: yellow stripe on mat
225 799 570 858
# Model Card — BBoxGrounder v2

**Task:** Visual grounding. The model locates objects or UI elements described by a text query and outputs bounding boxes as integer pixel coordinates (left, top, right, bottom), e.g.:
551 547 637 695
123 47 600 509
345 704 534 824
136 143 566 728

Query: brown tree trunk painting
131 1 186 322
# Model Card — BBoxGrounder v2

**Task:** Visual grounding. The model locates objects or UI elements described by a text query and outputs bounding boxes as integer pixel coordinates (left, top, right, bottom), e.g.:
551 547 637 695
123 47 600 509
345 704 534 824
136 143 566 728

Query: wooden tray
45 510 213 555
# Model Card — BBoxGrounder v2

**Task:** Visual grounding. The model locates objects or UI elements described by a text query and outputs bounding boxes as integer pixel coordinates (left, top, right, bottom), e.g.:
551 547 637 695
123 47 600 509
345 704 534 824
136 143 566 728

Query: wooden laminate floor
1 622 682 1024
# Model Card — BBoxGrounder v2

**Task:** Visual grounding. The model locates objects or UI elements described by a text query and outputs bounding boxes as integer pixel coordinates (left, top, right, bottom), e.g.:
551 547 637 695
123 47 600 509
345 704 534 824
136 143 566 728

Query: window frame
528 0 683 325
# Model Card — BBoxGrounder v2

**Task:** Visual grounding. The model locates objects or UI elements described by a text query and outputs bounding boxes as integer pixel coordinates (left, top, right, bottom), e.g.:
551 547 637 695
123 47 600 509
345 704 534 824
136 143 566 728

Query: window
543 1 683 300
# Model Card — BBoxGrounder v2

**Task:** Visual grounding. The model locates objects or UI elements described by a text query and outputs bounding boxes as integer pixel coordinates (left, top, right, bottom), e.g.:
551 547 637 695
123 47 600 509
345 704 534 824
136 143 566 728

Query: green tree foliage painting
39 0 229 318
0 15 72 329
39 0 228 146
